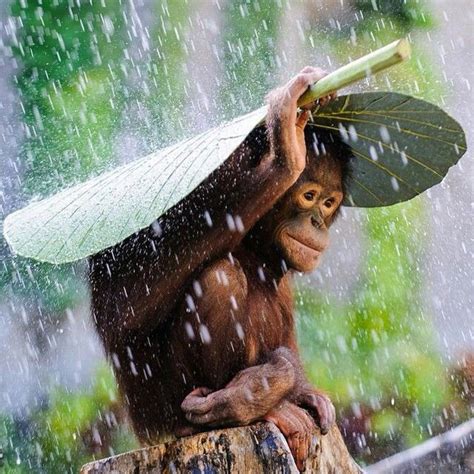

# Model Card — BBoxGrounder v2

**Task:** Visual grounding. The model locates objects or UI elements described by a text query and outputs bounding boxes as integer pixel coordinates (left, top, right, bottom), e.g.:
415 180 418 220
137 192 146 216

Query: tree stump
81 422 362 473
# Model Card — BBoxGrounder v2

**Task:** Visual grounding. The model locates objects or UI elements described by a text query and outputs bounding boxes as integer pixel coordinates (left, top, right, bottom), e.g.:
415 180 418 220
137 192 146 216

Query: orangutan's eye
324 198 335 208
303 192 315 201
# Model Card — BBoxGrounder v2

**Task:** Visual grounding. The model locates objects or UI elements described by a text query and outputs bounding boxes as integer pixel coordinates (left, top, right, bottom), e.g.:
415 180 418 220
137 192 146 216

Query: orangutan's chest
242 285 294 364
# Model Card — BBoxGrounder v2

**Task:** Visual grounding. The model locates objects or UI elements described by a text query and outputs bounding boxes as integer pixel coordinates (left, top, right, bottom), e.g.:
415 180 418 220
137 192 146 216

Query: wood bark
81 422 362 473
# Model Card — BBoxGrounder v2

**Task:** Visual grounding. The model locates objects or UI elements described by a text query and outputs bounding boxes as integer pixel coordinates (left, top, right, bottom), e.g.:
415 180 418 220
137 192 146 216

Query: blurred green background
0 0 472 471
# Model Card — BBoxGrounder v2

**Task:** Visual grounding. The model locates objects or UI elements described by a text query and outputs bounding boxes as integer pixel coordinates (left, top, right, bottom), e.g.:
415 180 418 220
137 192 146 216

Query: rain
0 0 472 472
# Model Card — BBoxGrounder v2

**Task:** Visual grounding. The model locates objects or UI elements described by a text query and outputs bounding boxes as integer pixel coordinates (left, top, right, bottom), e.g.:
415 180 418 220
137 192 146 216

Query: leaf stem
297 38 411 107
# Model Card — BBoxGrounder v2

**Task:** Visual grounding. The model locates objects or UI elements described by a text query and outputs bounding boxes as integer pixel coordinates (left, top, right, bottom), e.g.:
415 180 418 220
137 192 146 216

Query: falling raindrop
369 145 378 161
390 177 400 191
379 125 390 143
199 324 211 344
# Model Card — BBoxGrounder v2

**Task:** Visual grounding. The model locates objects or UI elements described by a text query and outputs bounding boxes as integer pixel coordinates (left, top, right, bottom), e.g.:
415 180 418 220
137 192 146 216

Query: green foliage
7 258 87 316
1 4 135 470
131 1 191 148
354 0 434 32
2 0 130 329
219 0 284 117
11 0 128 197
0 366 137 473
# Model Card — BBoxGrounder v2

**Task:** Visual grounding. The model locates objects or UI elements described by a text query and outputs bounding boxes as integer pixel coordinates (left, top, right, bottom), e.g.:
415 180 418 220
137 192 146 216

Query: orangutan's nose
311 213 323 228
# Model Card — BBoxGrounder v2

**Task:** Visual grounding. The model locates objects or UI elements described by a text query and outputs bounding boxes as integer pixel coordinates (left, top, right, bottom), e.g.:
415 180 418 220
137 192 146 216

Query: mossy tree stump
81 422 361 473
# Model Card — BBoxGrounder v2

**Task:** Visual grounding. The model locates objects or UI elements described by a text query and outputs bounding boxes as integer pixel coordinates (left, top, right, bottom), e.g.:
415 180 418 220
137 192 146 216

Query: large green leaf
311 92 466 207
3 92 466 264
4 106 267 264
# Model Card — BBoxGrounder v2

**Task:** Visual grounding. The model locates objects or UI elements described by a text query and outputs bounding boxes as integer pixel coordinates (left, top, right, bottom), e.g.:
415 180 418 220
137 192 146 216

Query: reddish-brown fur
89 67 349 469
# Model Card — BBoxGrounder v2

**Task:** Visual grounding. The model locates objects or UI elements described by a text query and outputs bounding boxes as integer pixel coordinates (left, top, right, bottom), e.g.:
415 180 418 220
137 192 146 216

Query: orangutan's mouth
287 234 322 256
